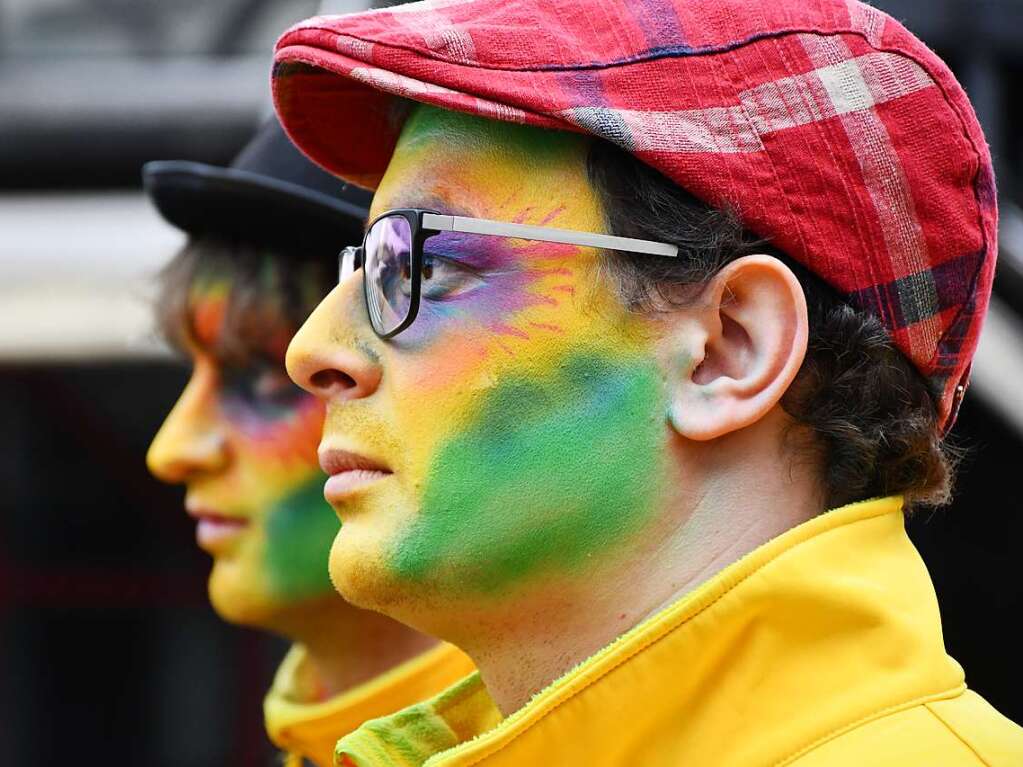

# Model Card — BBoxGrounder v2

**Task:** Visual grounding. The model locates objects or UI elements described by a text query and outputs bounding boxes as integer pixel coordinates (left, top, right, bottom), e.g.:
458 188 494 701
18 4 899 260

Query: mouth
186 504 249 552
319 447 393 503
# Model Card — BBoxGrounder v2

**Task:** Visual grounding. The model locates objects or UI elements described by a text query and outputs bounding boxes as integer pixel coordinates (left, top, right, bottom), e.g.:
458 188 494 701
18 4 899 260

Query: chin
327 524 414 614
206 559 280 628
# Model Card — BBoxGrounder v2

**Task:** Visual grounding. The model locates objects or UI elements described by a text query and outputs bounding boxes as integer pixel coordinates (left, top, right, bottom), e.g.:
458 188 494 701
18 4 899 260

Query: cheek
379 250 647 513
387 249 599 410
382 262 591 483
262 475 339 602
229 400 336 602
218 396 327 529
230 396 325 470
387 353 667 595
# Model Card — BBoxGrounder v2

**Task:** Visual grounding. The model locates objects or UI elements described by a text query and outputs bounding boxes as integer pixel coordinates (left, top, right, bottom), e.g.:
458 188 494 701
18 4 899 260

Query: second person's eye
251 367 302 404
222 363 306 419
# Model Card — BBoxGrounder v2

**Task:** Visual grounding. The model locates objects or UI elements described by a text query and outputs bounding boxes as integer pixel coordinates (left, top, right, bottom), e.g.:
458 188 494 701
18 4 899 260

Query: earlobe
666 255 808 441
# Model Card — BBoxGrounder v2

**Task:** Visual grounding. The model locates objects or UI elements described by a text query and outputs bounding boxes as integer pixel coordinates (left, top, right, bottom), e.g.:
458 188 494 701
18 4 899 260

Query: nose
286 283 382 402
147 369 229 484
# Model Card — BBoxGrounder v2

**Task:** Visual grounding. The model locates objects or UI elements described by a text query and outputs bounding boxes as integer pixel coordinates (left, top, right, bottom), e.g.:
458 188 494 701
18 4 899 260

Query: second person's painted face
149 259 339 627
287 106 675 618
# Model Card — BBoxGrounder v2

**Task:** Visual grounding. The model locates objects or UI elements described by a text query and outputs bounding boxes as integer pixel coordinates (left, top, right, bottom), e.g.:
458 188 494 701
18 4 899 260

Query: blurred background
0 0 1021 764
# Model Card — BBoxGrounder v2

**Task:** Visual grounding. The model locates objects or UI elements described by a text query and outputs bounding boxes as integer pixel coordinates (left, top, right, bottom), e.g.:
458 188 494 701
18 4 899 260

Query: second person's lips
185 504 250 552
319 448 392 502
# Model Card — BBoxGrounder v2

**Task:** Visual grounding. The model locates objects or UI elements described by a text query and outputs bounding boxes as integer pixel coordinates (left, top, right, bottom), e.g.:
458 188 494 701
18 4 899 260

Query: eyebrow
176 308 288 369
377 193 476 222
374 196 677 258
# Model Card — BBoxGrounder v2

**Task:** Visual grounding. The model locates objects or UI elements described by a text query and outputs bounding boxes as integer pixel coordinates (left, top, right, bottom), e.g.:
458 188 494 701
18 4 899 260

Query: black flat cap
143 116 371 255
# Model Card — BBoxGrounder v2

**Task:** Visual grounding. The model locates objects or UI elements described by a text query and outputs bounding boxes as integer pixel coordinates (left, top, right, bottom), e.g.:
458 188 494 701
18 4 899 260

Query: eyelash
419 251 485 301
220 363 305 419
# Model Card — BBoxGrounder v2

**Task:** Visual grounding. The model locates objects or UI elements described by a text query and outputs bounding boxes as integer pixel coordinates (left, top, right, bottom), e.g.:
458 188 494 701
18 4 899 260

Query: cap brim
270 56 568 190
143 160 369 253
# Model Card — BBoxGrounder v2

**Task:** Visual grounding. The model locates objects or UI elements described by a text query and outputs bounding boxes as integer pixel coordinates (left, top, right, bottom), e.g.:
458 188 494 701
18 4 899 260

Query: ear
666 255 808 441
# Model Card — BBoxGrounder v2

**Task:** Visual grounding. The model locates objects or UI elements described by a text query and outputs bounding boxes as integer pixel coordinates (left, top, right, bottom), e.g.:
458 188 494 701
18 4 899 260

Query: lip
186 503 249 552
319 447 393 503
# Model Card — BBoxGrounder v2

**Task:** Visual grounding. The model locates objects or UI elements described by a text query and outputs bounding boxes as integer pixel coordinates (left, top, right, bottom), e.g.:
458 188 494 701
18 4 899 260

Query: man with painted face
144 117 473 767
274 0 1023 764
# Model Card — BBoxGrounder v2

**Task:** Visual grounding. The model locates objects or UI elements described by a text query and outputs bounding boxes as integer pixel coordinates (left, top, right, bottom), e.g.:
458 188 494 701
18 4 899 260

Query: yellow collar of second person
265 641 476 767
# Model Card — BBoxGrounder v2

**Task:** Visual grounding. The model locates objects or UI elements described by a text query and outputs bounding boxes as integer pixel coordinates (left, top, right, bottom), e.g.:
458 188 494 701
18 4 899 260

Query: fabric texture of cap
144 116 371 255
271 0 997 430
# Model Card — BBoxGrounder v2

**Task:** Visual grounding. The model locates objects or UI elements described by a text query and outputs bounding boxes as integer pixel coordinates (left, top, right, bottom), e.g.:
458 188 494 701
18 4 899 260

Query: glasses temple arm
421 213 678 258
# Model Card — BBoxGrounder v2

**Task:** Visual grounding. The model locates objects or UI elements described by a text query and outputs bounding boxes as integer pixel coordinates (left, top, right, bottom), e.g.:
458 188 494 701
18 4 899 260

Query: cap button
943 378 969 436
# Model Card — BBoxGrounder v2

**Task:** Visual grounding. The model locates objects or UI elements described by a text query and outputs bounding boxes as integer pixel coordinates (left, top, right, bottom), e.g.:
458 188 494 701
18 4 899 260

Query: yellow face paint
294 106 671 609
149 269 337 626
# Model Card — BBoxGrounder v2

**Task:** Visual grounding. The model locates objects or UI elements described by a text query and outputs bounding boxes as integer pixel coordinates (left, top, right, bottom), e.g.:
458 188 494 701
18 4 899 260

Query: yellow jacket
335 496 1023 766
265 642 475 767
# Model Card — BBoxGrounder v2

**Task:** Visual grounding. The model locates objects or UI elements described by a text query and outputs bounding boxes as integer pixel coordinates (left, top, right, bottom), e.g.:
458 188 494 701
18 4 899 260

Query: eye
411 253 484 301
221 362 306 420
251 367 301 403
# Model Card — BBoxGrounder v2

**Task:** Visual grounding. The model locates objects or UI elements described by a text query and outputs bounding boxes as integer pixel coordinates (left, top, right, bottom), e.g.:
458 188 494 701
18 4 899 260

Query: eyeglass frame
339 208 680 339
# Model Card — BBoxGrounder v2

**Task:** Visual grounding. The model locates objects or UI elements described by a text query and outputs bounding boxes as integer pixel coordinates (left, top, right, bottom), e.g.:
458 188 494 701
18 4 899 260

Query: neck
453 417 821 715
275 595 439 700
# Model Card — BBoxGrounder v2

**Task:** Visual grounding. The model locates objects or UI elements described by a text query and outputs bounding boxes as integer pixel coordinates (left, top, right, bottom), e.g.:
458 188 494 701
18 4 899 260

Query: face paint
393 353 663 594
407 231 582 349
149 263 337 626
264 475 340 600
303 105 673 609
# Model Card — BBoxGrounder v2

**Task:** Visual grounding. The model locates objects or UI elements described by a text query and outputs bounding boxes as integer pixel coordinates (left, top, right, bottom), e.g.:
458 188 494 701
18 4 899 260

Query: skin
395 353 663 593
287 105 819 714
149 269 334 619
148 261 435 700
292 110 670 601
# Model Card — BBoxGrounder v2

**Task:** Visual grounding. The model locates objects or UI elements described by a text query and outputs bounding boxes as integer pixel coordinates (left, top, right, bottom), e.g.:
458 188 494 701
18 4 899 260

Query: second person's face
148 265 339 627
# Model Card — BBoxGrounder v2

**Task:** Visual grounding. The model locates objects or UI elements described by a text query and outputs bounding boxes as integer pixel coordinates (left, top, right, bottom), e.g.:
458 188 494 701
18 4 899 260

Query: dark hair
587 139 954 510
155 235 335 365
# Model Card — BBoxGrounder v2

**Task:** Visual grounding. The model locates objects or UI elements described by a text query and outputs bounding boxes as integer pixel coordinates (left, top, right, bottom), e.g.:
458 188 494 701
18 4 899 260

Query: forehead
181 259 296 360
371 105 599 222
187 273 238 350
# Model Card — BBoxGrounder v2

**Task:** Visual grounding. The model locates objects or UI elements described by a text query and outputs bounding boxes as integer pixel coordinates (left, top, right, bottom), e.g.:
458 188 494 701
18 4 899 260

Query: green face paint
390 354 664 595
265 475 341 600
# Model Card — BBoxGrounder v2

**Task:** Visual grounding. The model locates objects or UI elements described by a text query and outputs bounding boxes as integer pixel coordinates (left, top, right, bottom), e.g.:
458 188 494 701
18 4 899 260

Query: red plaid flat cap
272 0 996 430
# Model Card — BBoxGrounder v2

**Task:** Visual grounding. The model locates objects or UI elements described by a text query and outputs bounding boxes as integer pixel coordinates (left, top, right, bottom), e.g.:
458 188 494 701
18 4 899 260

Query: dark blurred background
1 1 1021 765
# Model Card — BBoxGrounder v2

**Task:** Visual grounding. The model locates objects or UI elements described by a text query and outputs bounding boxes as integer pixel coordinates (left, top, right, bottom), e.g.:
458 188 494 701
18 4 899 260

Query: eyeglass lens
363 214 414 336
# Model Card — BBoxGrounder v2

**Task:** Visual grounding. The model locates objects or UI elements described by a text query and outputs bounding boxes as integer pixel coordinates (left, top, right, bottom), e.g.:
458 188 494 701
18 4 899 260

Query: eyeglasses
340 208 679 339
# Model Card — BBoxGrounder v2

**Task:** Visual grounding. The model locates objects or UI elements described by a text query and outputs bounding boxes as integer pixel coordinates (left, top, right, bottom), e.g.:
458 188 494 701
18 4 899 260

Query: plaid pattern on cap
272 0 996 431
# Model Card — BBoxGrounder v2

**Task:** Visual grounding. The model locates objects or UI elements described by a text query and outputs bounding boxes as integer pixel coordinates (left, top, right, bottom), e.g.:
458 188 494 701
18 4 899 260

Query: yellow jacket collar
265 642 475 767
338 496 968 766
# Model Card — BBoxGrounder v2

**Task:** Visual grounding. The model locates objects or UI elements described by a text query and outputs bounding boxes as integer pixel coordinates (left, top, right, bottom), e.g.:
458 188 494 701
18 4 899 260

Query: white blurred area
976 204 1023 435
0 193 184 361
0 0 374 364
